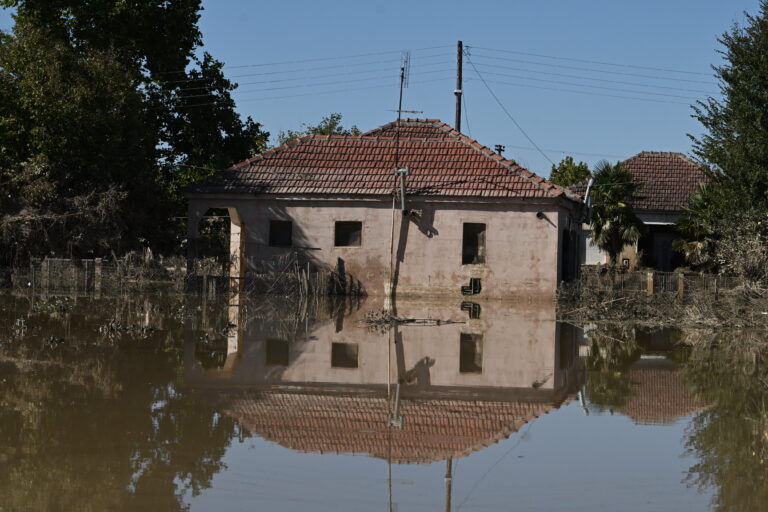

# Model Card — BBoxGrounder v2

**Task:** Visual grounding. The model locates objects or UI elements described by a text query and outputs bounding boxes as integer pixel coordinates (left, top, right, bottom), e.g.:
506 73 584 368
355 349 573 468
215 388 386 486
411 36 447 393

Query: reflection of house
618 357 706 425
579 152 708 270
185 119 582 299
184 299 582 463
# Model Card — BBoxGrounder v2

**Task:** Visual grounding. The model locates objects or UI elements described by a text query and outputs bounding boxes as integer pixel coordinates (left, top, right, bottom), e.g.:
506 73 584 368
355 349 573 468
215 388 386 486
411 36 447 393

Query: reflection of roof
186 119 575 200
619 360 706 425
215 390 561 464
621 152 708 213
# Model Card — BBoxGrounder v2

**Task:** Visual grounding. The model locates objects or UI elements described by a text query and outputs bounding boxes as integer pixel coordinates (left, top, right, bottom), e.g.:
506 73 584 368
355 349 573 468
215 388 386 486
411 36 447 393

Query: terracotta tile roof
362 118 459 139
214 390 561 464
186 119 575 200
618 362 707 425
621 152 708 213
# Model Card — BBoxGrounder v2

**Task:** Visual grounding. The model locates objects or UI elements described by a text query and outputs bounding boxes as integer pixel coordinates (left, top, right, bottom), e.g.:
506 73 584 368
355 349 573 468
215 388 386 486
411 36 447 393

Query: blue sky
0 1 760 176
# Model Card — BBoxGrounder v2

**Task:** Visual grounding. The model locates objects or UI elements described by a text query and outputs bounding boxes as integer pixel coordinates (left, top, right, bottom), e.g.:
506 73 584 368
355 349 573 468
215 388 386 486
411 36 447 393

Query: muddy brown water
0 290 764 511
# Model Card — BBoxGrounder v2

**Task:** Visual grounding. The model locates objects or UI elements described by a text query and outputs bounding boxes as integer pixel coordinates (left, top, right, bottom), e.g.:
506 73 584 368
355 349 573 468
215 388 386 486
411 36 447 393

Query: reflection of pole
445 458 453 512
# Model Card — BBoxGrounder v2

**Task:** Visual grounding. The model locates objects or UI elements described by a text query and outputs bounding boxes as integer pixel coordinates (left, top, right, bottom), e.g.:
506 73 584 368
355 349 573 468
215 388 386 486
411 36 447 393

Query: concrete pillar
227 206 247 287
646 271 654 297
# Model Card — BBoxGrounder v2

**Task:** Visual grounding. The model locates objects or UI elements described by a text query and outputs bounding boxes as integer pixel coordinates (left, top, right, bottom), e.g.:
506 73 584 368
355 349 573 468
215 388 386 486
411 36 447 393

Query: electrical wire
155 45 453 75
472 70 699 100
469 45 711 76
468 53 715 85
465 54 555 166
470 62 716 95
168 76 453 108
467 77 692 105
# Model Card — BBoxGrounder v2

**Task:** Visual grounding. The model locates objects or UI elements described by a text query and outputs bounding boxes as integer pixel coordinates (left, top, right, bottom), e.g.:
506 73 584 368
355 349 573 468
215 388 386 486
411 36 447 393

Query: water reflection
0 291 766 511
184 298 582 467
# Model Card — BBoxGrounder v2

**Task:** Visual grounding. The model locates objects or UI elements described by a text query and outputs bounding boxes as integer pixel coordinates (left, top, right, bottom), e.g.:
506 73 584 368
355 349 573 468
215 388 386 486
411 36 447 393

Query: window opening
462 223 486 264
459 333 483 373
265 338 289 366
335 221 362 247
269 220 292 247
331 342 359 368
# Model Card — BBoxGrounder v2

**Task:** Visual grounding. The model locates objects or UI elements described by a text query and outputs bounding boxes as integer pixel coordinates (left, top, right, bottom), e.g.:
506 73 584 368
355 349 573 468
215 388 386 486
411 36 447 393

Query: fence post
714 276 719 300
646 271 654 297
677 273 684 300
94 258 102 297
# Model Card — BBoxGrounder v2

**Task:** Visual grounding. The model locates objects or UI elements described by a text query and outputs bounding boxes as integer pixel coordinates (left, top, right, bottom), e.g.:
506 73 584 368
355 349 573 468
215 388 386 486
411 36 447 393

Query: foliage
588 160 645 265
584 325 640 410
0 1 268 264
275 113 360 146
677 2 768 274
683 332 768 512
549 156 591 187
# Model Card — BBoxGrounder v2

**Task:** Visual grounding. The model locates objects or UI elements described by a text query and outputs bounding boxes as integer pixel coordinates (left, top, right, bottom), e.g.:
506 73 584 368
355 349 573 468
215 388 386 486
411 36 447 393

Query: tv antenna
394 51 411 213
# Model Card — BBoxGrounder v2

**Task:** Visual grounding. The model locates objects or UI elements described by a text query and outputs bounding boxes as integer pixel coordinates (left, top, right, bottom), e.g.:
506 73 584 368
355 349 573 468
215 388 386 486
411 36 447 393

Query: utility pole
454 40 463 133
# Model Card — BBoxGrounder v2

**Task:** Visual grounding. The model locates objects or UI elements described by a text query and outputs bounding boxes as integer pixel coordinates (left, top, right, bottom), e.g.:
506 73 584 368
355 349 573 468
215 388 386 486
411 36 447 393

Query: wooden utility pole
454 40 463 132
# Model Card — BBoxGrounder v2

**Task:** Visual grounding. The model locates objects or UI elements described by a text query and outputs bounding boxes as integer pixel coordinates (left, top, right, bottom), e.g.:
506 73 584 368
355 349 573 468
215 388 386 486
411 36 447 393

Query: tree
0 0 269 263
549 156 591 187
275 113 360 146
677 2 768 270
589 160 644 265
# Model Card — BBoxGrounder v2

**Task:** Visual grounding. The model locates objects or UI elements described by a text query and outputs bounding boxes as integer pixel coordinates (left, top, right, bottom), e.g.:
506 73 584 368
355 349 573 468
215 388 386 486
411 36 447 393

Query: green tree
0 0 268 263
589 160 644 265
275 113 360 146
677 2 768 270
549 156 591 187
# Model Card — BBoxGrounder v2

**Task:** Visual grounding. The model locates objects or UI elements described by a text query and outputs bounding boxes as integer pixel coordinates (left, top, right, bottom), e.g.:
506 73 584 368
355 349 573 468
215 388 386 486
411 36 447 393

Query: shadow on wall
187 201 365 296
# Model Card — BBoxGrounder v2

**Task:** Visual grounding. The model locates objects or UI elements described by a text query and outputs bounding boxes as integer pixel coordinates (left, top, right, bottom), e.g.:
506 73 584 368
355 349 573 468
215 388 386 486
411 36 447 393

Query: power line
469 53 715 85
471 62 717 95
465 54 555 166
472 70 699 100
503 144 625 159
174 68 453 101
468 77 692 105
469 45 711 76
169 76 453 109
179 60 453 92
156 45 453 75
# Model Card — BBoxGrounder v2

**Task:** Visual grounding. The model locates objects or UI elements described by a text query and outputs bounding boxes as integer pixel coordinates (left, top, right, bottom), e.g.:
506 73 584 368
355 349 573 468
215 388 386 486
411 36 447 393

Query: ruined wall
187 195 579 299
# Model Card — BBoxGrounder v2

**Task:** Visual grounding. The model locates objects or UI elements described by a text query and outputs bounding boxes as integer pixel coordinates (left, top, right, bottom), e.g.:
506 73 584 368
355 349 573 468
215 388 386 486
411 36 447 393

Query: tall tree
589 161 644 265
677 2 768 272
0 0 268 262
549 156 591 187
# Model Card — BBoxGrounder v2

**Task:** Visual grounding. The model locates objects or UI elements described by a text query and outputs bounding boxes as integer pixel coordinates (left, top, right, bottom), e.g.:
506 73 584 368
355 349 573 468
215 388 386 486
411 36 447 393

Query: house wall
187 195 580 299
184 298 581 396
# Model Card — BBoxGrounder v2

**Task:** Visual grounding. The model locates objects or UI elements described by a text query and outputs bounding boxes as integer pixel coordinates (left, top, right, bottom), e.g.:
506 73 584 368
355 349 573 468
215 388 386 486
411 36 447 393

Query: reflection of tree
0 294 241 511
683 333 768 512
585 325 640 410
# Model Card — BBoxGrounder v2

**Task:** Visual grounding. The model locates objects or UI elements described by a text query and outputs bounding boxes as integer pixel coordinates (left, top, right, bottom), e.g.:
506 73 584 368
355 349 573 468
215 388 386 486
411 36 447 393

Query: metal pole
445 458 453 512
455 41 463 132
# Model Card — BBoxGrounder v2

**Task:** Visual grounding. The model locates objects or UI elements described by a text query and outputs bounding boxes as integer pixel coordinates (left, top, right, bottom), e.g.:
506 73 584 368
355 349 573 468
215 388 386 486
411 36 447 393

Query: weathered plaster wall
187 195 579 299
184 299 581 397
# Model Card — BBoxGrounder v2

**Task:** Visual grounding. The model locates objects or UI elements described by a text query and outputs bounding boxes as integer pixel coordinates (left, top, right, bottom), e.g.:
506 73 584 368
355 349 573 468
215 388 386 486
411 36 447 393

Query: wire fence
565 268 742 299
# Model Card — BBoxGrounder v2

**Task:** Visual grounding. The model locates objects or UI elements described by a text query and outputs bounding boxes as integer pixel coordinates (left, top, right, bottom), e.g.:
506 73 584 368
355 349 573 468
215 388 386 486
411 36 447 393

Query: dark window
269 220 292 247
459 333 483 373
265 338 289 366
462 223 486 264
331 342 359 368
335 221 362 247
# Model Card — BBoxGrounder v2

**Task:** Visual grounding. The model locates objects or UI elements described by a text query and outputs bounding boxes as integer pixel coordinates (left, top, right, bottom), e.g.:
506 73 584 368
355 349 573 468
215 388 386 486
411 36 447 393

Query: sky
0 0 761 177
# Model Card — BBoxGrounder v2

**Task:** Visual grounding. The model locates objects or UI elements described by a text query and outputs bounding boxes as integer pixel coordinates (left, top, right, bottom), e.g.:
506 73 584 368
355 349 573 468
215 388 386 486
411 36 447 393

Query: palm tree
589 160 644 265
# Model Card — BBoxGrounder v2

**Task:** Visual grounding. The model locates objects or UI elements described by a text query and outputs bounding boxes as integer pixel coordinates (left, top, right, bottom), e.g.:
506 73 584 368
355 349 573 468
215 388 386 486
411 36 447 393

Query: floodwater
0 290 765 512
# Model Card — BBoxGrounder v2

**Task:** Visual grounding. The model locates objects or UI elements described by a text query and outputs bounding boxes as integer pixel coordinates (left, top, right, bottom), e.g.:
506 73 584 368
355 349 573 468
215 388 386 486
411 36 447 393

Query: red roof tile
215 391 562 464
622 152 708 213
187 120 575 200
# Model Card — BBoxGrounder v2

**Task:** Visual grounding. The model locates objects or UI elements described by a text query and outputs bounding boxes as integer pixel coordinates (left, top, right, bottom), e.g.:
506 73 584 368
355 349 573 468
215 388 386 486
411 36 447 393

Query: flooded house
580 151 708 270
185 119 582 299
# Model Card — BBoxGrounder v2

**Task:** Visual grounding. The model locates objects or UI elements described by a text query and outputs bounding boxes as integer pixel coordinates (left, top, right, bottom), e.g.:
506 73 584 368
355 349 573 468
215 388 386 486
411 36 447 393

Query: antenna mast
395 51 410 213
455 40 463 132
